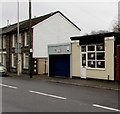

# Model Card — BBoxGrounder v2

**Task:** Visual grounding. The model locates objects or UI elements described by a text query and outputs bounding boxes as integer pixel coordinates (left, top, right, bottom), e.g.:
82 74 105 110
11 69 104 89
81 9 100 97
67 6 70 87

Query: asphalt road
1 76 119 112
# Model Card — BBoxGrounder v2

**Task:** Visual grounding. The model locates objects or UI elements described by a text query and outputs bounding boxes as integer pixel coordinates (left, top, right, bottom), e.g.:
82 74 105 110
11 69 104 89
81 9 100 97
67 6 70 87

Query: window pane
96 44 104 51
88 53 95 60
14 55 16 67
82 54 86 66
88 61 95 68
24 53 29 68
81 46 86 52
0 38 2 49
3 37 6 49
97 52 105 60
12 54 16 67
97 61 105 68
0 54 1 63
25 32 29 46
88 46 95 51
25 56 29 68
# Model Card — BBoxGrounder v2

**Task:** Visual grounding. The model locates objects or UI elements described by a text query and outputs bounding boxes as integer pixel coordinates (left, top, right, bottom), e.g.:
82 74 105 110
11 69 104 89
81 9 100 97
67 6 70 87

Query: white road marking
0 83 17 89
29 90 67 100
93 104 120 112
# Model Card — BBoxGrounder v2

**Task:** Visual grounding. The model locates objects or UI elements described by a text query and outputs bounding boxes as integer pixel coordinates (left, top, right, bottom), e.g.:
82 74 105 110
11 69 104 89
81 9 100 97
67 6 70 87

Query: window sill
23 67 29 70
12 66 16 68
86 68 105 71
24 45 29 47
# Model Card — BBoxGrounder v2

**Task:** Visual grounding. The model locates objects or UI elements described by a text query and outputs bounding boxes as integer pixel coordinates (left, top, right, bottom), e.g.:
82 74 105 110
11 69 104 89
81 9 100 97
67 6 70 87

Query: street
1 76 119 112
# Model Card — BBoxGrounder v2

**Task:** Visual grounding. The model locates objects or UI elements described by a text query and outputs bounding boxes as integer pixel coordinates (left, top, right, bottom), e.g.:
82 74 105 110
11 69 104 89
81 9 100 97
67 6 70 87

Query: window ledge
23 67 29 70
24 45 29 47
86 68 105 71
12 66 16 68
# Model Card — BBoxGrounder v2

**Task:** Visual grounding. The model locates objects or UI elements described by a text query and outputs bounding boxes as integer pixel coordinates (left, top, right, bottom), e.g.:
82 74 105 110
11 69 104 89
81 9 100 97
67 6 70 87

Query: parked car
0 63 7 76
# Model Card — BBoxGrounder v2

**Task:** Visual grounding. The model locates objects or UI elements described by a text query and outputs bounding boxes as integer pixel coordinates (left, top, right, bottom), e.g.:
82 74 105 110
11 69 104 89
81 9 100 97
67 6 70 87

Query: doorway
80 53 86 79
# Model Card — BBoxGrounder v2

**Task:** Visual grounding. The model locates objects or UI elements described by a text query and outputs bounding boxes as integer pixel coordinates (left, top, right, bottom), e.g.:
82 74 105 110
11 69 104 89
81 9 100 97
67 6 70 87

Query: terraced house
0 11 81 75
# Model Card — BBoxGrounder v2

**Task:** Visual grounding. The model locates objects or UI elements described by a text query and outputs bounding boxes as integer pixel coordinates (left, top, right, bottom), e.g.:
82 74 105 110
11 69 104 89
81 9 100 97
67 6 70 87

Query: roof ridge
1 11 59 29
1 11 81 34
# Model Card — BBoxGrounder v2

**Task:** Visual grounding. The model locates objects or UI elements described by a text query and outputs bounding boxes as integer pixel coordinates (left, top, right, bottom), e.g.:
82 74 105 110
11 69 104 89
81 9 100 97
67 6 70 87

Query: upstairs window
0 38 2 49
12 34 17 48
24 32 29 46
3 35 6 49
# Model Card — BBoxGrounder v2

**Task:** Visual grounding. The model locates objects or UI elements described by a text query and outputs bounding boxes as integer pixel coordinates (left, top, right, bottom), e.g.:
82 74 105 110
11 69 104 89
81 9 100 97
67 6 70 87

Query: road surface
1 76 119 112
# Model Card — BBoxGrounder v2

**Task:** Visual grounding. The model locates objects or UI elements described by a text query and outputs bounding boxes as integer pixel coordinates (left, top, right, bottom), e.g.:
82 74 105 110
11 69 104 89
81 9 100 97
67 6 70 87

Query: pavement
5 72 120 91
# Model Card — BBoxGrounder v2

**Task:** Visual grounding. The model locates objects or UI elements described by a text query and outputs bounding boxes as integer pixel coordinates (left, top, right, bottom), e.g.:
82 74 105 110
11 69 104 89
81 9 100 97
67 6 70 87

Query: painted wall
86 37 115 80
71 41 80 77
37 58 48 75
72 37 115 80
33 13 80 58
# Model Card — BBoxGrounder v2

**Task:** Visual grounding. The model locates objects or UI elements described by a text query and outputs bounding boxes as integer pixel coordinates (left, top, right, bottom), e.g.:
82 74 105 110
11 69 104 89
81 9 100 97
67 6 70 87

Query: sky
0 0 119 35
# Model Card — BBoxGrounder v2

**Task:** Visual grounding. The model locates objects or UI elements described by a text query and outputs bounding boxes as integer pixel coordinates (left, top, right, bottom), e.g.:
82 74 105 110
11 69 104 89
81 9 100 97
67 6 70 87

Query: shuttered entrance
48 43 71 78
49 55 70 77
115 45 120 81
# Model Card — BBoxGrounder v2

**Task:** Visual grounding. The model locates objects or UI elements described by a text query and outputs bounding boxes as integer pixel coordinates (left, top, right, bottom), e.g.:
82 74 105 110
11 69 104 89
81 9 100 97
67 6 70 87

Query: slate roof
0 11 81 35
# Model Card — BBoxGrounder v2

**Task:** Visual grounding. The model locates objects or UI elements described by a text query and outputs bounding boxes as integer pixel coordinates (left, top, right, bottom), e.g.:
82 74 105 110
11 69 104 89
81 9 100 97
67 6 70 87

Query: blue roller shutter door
49 55 70 77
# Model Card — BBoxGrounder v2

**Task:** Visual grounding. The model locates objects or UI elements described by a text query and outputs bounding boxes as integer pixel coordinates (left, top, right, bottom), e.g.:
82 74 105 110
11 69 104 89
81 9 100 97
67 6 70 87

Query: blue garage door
49 55 70 78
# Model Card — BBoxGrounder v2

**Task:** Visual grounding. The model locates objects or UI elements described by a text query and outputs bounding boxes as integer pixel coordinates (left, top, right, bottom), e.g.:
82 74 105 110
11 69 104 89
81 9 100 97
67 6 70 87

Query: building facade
71 32 120 81
0 11 81 75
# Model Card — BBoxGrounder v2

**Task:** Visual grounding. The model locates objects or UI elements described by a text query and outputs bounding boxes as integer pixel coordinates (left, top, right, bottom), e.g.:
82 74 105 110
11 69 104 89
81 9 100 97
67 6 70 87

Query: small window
82 54 86 66
3 36 6 49
0 38 2 49
96 44 104 51
81 44 105 69
0 54 2 63
81 46 86 52
24 53 29 69
88 61 95 68
24 32 29 46
97 61 105 68
88 53 95 60
88 46 95 51
96 52 105 60
12 34 17 48
3 54 6 67
0 54 5 65
12 54 16 68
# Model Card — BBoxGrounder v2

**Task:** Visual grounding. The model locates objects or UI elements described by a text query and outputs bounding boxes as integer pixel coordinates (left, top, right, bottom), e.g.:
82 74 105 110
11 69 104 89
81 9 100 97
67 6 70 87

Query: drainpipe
17 0 20 76
108 75 109 80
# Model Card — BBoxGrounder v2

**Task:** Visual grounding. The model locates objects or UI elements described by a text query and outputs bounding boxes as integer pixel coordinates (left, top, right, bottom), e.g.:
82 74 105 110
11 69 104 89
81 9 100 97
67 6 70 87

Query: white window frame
0 38 2 49
3 54 6 67
81 44 105 70
12 34 16 48
23 53 29 69
12 54 16 68
3 36 6 49
24 32 28 46
0 54 2 64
